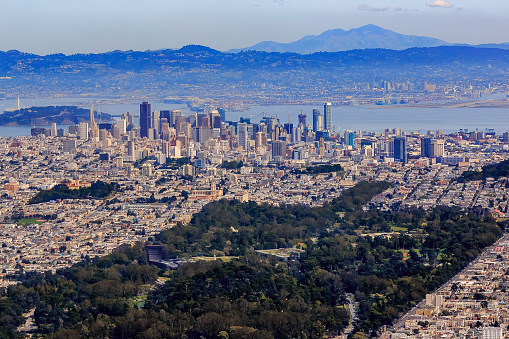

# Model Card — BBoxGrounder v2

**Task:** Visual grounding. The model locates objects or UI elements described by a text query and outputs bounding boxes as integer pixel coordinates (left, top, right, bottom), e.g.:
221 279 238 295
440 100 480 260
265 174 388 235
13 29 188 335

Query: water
235 104 509 135
0 95 508 137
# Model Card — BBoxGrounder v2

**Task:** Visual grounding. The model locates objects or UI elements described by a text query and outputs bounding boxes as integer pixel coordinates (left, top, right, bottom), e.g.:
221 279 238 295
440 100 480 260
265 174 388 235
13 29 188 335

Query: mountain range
229 24 509 54
1 43 509 100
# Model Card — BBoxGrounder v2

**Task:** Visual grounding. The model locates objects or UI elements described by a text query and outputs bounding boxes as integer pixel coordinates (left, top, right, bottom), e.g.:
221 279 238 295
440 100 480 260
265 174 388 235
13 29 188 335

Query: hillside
0 106 112 126
1 45 509 100
230 24 448 53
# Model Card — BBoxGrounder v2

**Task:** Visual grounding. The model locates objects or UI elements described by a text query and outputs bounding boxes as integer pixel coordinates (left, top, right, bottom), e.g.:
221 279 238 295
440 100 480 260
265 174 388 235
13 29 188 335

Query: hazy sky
2 0 508 55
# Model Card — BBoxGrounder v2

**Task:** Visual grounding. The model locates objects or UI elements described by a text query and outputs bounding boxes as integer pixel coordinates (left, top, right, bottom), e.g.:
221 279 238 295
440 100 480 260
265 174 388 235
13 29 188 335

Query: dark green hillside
0 105 112 126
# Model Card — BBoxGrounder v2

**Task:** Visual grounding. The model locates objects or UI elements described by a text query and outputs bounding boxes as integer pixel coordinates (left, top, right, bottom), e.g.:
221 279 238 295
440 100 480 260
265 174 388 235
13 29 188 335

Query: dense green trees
29 181 118 204
459 159 509 182
220 160 244 169
0 181 504 338
294 163 344 175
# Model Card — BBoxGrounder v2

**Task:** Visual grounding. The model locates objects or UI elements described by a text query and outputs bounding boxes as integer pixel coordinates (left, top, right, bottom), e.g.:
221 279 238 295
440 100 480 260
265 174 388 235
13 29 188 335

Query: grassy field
128 295 147 308
190 256 237 262
391 225 408 232
17 218 45 225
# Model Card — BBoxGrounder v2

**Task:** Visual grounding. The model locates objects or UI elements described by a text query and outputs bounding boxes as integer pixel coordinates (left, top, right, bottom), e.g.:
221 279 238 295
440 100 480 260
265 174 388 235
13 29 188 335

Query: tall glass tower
140 102 151 138
312 109 323 132
394 136 407 164
324 102 332 131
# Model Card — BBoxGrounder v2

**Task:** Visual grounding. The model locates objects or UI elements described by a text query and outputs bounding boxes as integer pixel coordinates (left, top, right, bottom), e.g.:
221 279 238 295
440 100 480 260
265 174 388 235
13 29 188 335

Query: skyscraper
272 140 286 162
140 102 151 138
217 108 226 122
237 122 248 150
152 110 160 136
78 122 89 141
298 113 306 126
393 137 406 163
312 109 323 132
344 130 354 146
431 139 445 158
324 102 332 131
421 137 432 158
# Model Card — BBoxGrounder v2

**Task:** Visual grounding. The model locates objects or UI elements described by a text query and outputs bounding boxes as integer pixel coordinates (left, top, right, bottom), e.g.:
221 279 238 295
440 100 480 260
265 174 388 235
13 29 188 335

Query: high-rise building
160 110 171 129
393 137 406 163
421 137 432 158
62 138 77 153
324 102 332 131
298 113 307 126
312 109 323 132
141 163 153 177
344 130 354 145
272 140 286 161
51 123 57 137
122 111 134 126
68 125 79 135
127 140 135 157
140 102 151 138
217 108 226 122
171 110 182 127
210 110 222 129
431 139 445 158
78 122 89 141
152 110 160 136
237 122 248 150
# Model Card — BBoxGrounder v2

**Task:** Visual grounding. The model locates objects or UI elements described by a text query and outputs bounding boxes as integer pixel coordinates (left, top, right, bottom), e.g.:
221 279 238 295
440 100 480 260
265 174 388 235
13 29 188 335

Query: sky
1 0 508 55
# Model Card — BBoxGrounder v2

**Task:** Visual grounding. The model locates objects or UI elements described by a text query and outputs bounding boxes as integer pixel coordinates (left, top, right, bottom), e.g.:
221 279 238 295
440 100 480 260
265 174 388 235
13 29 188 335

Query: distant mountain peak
178 45 220 54
229 25 448 54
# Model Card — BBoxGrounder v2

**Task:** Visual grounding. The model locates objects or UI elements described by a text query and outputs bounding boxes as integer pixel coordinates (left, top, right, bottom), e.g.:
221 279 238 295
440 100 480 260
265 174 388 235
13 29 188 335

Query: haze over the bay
2 0 508 55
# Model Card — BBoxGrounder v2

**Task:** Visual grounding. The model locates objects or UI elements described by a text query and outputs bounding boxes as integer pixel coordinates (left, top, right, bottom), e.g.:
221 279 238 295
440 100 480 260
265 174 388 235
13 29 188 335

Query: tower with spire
89 101 99 139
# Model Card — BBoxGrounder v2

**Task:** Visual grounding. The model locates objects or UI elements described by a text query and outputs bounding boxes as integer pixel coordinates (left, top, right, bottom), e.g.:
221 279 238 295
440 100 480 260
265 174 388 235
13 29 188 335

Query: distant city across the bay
0 93 509 137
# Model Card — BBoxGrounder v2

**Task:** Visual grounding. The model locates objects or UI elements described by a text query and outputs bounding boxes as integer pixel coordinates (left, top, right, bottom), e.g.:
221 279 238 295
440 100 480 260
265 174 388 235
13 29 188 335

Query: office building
421 137 432 158
431 139 445 158
272 140 286 160
393 136 406 163
312 109 323 132
344 130 354 146
153 110 160 136
237 122 248 151
324 102 332 131
78 122 89 140
217 108 226 122
298 113 307 126
62 138 77 153
140 102 151 138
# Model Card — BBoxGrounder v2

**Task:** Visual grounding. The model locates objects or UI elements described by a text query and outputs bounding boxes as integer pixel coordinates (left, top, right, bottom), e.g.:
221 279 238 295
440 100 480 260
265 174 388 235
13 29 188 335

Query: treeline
294 163 343 175
28 181 118 204
459 159 509 182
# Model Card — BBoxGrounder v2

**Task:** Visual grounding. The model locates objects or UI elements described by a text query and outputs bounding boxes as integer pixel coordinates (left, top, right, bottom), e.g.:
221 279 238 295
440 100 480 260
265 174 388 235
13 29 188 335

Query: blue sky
1 0 507 54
